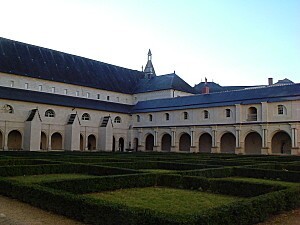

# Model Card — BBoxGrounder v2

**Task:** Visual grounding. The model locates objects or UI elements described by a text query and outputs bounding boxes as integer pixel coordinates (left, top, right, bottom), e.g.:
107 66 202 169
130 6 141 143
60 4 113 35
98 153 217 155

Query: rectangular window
86 92 90 98
51 87 55 93
107 96 110 101
38 85 42 91
97 94 100 99
226 109 231 118
10 81 14 87
76 91 79 97
25 83 29 89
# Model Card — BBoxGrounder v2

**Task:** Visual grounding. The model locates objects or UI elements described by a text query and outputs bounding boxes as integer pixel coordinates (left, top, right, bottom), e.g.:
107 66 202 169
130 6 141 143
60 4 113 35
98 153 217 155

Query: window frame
81 113 91 121
45 109 55 118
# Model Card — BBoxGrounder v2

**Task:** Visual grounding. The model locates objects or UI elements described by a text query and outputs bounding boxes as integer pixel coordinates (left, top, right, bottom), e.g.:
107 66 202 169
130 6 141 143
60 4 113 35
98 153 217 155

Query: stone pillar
190 127 197 153
171 128 178 152
153 129 160 152
291 127 299 155
211 128 219 153
138 129 144 151
261 128 269 155
235 128 243 154
261 102 268 122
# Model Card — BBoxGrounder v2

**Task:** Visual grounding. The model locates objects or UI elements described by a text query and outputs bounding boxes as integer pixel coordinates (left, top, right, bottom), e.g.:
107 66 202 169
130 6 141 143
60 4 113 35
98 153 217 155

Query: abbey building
0 37 299 155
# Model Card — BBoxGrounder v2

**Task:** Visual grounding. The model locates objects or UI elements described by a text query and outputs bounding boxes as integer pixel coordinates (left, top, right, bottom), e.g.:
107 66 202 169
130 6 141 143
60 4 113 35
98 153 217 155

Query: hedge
233 167 300 182
43 173 158 194
0 163 140 177
0 174 299 225
178 167 234 178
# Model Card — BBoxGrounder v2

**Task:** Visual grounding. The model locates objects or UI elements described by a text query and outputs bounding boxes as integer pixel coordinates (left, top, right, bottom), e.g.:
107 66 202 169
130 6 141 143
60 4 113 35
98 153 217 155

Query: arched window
149 114 153 122
45 109 55 118
183 112 189 120
3 104 14 113
247 107 257 121
165 113 170 121
203 110 209 119
136 115 140 122
225 109 231 118
277 105 286 115
114 116 121 123
82 113 91 121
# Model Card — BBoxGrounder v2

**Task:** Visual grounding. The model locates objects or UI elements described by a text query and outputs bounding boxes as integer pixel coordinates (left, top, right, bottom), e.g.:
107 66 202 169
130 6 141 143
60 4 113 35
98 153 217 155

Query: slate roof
0 86 132 113
194 81 252 93
0 37 144 94
134 73 197 94
132 83 300 113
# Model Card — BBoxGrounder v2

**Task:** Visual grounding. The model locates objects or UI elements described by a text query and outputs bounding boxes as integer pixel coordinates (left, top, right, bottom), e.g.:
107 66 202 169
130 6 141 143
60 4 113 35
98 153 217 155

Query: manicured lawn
140 169 174 173
8 173 98 183
216 177 300 188
85 187 243 215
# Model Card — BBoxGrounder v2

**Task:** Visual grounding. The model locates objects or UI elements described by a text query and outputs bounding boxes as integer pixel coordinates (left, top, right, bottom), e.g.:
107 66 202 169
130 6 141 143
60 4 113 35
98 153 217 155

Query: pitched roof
134 73 197 94
194 81 252 93
0 37 144 94
0 86 132 113
132 83 300 113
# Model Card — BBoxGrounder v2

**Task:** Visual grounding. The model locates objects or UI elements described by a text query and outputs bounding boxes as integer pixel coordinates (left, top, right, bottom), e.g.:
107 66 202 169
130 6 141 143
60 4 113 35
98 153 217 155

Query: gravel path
0 194 299 225
0 195 85 225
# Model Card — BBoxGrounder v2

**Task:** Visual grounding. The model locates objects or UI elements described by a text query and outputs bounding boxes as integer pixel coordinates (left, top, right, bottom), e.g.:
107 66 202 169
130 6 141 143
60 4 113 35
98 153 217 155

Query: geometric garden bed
0 152 299 225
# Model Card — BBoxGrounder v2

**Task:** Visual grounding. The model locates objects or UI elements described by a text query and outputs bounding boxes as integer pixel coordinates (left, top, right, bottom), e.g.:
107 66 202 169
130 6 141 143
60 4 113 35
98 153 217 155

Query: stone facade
0 39 299 155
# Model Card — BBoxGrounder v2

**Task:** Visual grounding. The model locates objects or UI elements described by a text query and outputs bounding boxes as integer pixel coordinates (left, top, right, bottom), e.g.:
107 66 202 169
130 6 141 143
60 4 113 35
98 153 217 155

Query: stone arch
220 132 235 153
133 138 139 151
145 134 154 151
80 134 84 151
119 137 125 152
244 132 262 154
87 134 96 150
179 133 191 152
51 132 63 150
161 133 171 152
0 130 3 149
199 133 212 153
40 131 47 150
271 131 292 154
8 130 22 150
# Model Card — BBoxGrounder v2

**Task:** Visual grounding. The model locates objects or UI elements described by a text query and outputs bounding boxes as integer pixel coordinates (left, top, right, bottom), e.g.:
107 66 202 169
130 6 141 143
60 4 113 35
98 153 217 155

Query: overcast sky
1 0 299 86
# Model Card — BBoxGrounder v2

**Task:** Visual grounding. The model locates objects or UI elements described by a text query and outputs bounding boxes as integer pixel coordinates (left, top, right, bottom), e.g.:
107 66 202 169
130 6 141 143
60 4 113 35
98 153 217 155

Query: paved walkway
0 195 84 225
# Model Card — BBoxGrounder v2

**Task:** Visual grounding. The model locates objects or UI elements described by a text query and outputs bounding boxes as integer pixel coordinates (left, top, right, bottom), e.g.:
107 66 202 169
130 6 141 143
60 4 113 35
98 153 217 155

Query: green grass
85 187 243 215
215 177 300 188
8 173 98 183
140 169 174 173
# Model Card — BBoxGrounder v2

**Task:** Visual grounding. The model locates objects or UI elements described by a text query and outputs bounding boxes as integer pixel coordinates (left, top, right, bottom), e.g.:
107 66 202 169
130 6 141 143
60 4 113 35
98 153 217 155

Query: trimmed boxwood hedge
0 163 140 177
0 174 298 225
234 167 300 182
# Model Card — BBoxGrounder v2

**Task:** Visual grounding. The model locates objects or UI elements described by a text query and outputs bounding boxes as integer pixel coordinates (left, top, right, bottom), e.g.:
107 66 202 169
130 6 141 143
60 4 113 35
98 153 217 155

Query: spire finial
148 49 152 61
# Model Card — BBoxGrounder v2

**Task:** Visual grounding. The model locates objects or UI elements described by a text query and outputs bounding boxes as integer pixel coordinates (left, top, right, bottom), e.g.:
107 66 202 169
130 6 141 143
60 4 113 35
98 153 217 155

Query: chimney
268 78 273 85
202 85 210 94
